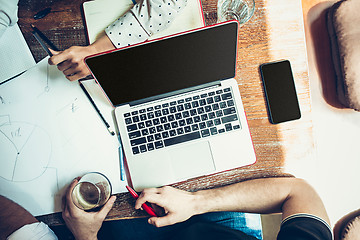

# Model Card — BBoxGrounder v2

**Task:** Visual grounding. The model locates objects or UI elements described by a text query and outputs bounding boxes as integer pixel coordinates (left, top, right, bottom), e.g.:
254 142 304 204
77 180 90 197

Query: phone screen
260 60 301 124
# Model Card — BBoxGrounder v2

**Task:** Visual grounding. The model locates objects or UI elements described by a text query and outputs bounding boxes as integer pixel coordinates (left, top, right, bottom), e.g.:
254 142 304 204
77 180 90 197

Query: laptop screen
85 21 238 106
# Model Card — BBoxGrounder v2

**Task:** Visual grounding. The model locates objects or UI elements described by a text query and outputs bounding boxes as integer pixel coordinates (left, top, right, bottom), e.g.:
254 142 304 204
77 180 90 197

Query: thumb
49 48 59 55
98 196 116 219
148 214 176 228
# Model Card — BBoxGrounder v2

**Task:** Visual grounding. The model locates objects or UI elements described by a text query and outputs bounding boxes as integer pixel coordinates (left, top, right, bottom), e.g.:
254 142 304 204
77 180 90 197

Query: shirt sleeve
277 214 332 240
0 0 19 38
105 0 188 48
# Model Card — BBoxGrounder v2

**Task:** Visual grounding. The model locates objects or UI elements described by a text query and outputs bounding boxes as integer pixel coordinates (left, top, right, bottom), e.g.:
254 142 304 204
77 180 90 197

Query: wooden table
17 0 312 225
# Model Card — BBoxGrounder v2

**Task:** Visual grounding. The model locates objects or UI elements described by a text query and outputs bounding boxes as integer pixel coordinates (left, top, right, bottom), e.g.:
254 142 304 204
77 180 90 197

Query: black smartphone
260 60 301 124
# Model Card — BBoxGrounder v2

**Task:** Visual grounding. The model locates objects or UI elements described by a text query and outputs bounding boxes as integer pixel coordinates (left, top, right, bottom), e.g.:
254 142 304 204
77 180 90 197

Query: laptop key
155 141 164 149
132 146 140 155
162 131 169 138
164 123 171 130
140 145 147 153
147 135 154 142
221 114 238 124
129 130 141 139
169 130 176 137
233 125 241 130
147 143 155 151
210 127 218 135
130 137 146 146
177 128 184 135
224 87 231 92
164 131 201 147
191 124 199 131
223 107 236 115
179 119 186 127
219 128 225 133
140 114 147 121
138 122 145 129
201 129 210 137
225 123 233 131
155 133 162 140
141 129 149 136
184 126 191 133
125 118 132 125
124 113 131 117
127 124 137 132
221 92 232 100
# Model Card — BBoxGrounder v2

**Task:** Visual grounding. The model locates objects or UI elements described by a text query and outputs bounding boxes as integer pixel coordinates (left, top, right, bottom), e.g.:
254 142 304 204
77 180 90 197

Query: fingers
135 188 162 210
65 178 80 212
48 46 91 81
97 196 116 220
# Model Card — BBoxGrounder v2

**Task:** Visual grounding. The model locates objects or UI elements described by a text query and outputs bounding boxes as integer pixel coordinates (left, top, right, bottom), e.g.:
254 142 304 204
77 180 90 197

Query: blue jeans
98 212 263 240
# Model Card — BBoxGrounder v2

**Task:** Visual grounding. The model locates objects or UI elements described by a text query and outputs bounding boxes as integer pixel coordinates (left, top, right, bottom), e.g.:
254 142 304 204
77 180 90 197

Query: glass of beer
71 172 112 211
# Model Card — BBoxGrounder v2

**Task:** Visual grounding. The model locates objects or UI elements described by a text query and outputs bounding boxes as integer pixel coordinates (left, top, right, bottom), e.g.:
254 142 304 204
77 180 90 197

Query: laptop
85 21 256 191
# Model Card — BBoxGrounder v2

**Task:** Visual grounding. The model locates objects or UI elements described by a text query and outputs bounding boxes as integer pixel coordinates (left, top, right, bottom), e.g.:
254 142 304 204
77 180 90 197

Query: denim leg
190 212 263 240
99 212 263 240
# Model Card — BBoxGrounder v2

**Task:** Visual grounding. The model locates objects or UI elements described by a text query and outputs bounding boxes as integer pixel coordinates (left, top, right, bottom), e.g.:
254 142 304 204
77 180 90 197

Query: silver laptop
85 21 256 191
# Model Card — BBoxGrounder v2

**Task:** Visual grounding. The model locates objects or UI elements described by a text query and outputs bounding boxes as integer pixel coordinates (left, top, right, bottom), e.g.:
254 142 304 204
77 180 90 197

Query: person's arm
135 177 330 228
0 195 38 239
62 178 116 240
49 0 188 81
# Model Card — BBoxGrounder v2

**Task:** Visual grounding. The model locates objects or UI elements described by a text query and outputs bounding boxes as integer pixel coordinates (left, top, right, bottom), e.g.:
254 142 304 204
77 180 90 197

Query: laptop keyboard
123 87 242 155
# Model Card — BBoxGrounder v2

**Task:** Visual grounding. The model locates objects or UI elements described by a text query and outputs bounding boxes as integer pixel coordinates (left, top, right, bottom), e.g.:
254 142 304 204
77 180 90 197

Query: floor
262 1 360 239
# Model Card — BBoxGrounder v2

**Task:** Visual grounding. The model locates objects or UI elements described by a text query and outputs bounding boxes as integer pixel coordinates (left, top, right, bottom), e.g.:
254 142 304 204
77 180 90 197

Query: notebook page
0 24 35 83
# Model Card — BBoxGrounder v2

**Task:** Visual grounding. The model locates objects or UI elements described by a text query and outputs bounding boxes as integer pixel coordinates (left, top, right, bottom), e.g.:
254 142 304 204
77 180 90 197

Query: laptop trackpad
168 141 215 180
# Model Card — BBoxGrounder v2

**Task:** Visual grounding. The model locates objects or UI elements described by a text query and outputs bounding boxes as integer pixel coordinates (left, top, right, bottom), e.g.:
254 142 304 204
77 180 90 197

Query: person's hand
135 186 199 228
62 178 116 240
48 45 96 81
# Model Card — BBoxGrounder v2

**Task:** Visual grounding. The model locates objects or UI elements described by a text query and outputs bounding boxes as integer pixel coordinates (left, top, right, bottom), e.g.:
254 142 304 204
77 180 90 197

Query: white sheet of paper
0 58 126 216
0 24 36 83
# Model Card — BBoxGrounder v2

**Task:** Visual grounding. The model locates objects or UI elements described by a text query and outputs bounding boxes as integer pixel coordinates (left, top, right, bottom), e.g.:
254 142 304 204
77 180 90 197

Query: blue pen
117 135 125 181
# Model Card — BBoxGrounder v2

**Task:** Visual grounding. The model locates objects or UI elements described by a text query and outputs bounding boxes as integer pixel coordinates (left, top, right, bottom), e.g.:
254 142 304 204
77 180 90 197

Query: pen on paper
79 82 115 136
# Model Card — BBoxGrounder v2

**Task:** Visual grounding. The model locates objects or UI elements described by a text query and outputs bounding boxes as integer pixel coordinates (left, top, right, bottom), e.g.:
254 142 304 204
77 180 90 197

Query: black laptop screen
85 22 238 106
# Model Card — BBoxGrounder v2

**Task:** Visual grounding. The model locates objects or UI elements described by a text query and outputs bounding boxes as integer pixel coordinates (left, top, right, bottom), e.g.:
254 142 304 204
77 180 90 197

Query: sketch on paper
0 115 52 182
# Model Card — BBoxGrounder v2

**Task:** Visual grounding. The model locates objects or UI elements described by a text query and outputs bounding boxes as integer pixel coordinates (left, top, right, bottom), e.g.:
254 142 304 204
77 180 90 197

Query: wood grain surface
17 0 311 225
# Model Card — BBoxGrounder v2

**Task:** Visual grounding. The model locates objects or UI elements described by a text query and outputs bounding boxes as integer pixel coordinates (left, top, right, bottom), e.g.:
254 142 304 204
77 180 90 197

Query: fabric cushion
327 0 360 111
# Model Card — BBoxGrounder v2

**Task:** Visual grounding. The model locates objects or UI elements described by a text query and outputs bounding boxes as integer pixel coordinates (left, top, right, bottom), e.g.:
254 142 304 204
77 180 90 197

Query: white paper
0 24 35 83
0 58 126 216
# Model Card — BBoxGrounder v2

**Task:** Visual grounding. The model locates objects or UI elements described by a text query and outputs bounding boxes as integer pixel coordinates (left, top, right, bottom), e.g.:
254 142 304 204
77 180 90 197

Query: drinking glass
217 0 255 24
71 172 112 211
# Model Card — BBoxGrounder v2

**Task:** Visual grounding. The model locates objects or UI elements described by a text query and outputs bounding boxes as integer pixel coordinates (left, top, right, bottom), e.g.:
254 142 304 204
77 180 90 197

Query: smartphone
260 60 301 124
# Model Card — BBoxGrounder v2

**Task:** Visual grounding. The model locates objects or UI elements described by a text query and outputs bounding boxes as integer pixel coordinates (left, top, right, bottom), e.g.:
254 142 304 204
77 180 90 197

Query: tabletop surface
17 0 312 225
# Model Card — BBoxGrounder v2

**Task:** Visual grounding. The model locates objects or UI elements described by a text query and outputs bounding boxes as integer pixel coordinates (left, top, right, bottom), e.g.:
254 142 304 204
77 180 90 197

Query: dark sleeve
277 214 332 240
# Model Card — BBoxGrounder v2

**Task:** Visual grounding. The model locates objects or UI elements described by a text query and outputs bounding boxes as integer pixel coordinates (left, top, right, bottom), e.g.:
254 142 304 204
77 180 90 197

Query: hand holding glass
71 172 112 211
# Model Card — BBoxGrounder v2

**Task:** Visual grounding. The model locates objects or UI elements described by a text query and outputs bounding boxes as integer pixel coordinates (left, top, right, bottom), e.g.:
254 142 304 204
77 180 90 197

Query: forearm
193 178 329 223
0 196 38 239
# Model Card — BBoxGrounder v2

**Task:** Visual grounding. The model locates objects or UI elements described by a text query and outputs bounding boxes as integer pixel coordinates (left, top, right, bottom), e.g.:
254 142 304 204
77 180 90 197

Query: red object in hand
126 186 157 217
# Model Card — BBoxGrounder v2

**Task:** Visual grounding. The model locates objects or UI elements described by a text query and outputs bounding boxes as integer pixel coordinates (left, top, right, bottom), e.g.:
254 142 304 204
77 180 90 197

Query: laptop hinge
129 80 222 107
